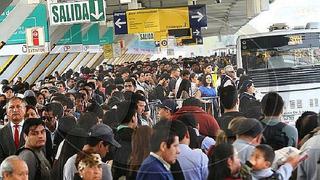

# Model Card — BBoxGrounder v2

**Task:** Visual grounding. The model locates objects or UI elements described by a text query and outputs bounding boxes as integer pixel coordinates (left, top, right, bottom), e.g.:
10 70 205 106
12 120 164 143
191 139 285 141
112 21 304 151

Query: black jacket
111 127 134 180
239 93 262 119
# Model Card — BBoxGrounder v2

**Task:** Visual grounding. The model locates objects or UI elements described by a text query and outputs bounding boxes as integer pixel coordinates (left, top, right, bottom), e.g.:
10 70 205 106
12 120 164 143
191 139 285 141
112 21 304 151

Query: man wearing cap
231 117 264 163
63 124 121 180
0 97 26 164
157 99 178 120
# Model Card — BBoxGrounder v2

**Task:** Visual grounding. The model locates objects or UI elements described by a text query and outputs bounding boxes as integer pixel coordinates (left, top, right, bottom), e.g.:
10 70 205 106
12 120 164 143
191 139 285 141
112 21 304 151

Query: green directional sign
50 1 106 26
57 24 82 45
89 0 105 22
82 23 100 45
4 4 49 45
0 5 14 22
100 27 114 45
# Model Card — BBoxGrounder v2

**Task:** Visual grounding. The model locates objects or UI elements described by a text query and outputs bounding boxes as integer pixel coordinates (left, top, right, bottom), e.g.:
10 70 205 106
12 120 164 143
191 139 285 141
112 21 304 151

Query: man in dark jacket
112 101 138 179
218 85 245 131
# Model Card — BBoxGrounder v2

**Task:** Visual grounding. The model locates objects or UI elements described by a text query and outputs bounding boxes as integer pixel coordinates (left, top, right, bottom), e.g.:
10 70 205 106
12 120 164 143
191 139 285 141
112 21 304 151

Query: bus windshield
240 32 320 70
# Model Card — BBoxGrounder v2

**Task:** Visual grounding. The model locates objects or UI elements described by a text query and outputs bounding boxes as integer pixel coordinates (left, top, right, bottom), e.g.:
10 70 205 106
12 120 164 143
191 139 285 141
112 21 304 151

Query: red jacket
172 106 220 138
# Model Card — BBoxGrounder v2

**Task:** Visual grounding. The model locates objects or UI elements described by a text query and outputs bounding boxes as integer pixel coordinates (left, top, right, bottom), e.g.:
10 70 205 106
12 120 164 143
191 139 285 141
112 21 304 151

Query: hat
1 79 9 85
48 86 58 94
24 90 36 97
88 124 121 148
157 99 178 112
231 117 263 137
2 86 12 93
240 80 253 91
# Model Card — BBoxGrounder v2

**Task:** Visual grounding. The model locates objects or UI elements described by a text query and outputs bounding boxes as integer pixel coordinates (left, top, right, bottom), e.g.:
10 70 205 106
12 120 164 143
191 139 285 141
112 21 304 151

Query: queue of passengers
0 55 318 180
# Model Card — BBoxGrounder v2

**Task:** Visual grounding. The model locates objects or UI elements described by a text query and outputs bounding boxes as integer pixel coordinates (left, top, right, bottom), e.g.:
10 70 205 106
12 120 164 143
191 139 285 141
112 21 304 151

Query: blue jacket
137 155 174 180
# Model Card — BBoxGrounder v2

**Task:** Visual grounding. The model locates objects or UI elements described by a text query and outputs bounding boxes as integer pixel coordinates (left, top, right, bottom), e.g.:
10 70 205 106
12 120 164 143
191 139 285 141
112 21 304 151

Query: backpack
16 147 42 179
261 122 289 150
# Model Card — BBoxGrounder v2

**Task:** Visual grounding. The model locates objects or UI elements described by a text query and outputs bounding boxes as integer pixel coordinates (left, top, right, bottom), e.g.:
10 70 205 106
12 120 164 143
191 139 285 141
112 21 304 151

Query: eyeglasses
124 84 133 87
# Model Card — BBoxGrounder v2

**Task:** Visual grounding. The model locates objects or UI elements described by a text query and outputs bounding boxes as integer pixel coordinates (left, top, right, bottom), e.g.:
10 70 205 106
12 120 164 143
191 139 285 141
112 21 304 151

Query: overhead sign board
127 9 160 34
113 11 128 35
159 7 189 30
188 4 207 28
50 0 106 25
113 4 206 35
139 32 154 41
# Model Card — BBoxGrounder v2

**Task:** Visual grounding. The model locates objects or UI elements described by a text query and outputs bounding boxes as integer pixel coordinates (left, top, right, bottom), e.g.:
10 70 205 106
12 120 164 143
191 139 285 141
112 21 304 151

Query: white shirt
150 152 171 171
10 120 24 141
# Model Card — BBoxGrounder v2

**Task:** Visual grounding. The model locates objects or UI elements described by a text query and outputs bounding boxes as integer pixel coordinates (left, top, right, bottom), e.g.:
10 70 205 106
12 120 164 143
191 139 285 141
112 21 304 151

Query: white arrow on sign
91 0 103 20
115 18 126 28
191 12 204 22
193 29 200 36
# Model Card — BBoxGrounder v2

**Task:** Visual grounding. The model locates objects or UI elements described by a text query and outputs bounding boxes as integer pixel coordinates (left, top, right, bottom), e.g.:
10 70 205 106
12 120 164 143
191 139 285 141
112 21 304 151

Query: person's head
56 81 66 94
170 120 189 144
170 66 181 78
157 99 178 120
250 144 275 171
208 143 241 179
133 93 146 115
74 92 86 113
117 101 138 128
150 121 180 164
22 118 46 149
25 105 39 119
40 87 50 100
6 97 27 124
181 70 190 80
239 80 255 95
202 73 213 87
236 68 245 78
2 86 14 100
67 78 76 89
261 92 284 117
158 73 170 87
230 117 264 145
76 153 102 180
203 63 212 74
0 156 28 180
124 78 136 92
129 126 153 171
42 102 63 130
182 97 202 108
224 65 236 79
190 73 198 84
296 112 319 140
35 92 45 105
220 85 238 110
136 71 145 83
87 124 121 157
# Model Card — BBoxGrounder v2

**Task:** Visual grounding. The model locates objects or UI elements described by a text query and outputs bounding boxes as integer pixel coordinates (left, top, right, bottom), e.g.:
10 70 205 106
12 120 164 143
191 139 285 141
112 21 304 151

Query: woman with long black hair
208 143 242 180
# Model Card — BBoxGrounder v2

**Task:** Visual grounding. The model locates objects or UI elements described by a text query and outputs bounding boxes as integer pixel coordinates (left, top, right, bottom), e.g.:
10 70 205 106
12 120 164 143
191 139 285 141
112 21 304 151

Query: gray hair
0 155 23 177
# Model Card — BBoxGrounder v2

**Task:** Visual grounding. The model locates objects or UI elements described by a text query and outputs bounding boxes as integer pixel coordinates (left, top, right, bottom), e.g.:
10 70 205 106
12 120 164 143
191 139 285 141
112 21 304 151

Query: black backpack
16 147 42 179
261 122 289 150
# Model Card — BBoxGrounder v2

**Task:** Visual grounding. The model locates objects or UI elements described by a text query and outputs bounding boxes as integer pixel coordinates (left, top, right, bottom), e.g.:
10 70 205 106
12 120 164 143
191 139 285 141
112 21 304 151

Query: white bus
236 28 320 125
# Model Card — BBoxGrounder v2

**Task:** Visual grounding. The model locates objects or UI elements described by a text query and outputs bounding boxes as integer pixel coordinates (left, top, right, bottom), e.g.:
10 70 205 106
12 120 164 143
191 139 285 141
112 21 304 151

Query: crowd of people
0 55 318 180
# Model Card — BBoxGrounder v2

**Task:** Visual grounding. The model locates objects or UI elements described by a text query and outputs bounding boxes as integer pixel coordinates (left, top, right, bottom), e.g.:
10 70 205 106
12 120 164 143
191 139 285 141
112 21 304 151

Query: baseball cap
230 117 263 137
157 99 178 113
88 124 121 148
